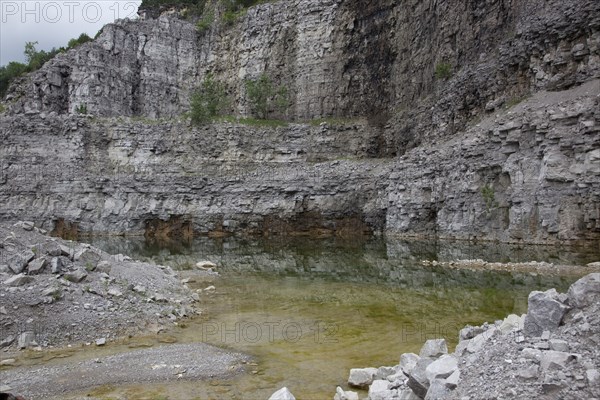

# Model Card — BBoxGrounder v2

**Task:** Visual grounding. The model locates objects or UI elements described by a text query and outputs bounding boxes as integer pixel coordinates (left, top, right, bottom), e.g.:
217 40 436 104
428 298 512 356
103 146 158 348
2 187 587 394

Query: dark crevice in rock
50 218 80 241
144 215 194 240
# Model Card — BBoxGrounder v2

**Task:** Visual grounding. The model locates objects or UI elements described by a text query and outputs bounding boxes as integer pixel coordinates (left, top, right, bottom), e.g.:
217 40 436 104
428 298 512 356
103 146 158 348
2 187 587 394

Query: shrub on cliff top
67 33 92 49
141 0 204 10
196 10 214 33
0 62 27 98
1 36 94 99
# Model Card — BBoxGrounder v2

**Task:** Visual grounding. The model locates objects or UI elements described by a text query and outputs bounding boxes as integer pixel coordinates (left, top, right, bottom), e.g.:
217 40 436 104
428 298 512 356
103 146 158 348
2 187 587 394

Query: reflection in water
85 235 592 290
75 236 595 399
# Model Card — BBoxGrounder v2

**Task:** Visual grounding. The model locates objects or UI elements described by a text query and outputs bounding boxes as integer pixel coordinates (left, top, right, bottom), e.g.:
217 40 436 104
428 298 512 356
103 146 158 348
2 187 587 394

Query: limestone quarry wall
1 0 599 243
1 80 598 243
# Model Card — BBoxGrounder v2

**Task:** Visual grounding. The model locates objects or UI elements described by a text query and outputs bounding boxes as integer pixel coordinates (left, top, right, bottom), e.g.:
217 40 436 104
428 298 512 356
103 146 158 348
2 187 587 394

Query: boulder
517 364 540 380
27 257 48 274
425 355 458 382
108 288 123 297
567 273 600 308
59 244 75 259
74 247 102 266
586 369 599 387
419 339 448 359
548 339 569 352
348 367 378 389
445 369 460 389
499 314 524 334
268 387 295 400
14 221 34 231
400 353 420 376
51 257 62 274
0 335 15 348
64 268 88 283
3 273 35 287
96 260 112 274
398 389 420 400
95 338 106 346
459 325 486 341
196 260 217 270
540 351 577 371
18 331 37 349
368 379 394 400
424 379 451 400
334 386 359 400
523 289 569 337
376 366 397 380
466 329 499 353
407 358 433 398
8 250 35 274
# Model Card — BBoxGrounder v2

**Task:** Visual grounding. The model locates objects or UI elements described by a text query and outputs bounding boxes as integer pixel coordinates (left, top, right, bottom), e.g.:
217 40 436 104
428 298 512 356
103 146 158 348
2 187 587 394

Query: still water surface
79 236 594 399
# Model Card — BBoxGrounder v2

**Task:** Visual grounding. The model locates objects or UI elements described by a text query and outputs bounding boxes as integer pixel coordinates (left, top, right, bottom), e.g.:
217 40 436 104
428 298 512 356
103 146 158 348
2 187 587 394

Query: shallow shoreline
1 343 251 400
420 259 600 277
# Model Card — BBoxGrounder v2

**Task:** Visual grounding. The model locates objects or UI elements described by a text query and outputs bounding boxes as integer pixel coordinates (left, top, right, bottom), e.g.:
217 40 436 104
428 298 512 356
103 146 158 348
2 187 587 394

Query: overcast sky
1 0 142 66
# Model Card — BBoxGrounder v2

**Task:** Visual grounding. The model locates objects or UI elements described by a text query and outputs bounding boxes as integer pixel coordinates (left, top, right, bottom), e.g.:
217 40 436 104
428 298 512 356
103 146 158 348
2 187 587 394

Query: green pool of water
78 236 591 399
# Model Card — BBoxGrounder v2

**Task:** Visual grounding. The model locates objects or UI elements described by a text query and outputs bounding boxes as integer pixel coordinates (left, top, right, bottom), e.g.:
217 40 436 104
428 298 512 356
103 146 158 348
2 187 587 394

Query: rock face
1 78 599 242
1 1 599 244
6 1 599 133
0 115 389 237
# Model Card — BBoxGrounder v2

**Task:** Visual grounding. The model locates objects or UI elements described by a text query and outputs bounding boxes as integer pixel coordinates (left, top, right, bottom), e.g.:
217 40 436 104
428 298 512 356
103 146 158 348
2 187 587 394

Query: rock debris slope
0 221 198 348
344 272 600 400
